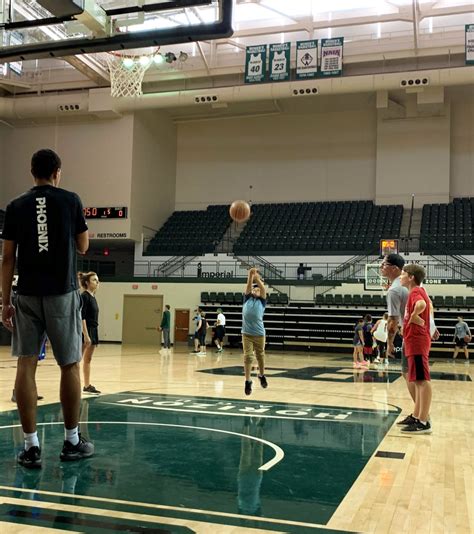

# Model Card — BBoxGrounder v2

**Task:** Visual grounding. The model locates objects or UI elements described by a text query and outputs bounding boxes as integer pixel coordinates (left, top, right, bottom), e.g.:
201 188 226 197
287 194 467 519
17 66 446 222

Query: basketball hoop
105 47 159 98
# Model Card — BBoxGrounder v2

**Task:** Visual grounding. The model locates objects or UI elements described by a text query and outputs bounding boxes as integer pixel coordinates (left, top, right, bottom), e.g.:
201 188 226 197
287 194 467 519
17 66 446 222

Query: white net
105 52 155 98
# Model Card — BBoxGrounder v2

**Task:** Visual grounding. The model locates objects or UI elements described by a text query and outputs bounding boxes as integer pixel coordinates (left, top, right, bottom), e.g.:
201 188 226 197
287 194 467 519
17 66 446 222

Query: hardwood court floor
0 344 472 534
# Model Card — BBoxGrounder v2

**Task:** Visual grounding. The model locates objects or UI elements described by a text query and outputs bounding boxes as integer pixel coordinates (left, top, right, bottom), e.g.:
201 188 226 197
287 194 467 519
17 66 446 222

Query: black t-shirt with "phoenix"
2 185 88 296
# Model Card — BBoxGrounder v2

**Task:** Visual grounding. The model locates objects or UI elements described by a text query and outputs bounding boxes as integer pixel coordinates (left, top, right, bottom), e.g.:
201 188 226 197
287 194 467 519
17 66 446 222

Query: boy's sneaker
361 360 370 366
244 380 252 396
217 347 223 353
258 375 268 389
400 420 432 434
83 385 101 394
18 446 42 469
60 434 95 462
396 414 416 426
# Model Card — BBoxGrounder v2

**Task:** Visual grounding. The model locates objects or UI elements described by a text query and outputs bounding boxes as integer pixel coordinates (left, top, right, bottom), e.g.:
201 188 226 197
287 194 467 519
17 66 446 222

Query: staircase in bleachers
201 291 474 356
421 197 474 254
233 201 403 255
144 205 232 256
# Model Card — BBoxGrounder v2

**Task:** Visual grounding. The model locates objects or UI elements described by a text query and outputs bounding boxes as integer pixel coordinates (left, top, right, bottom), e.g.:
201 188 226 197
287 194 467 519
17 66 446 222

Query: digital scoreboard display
83 207 128 219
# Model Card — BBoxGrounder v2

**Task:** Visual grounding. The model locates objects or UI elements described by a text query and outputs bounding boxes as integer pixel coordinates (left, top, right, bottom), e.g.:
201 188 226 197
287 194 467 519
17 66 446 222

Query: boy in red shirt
400 264 432 434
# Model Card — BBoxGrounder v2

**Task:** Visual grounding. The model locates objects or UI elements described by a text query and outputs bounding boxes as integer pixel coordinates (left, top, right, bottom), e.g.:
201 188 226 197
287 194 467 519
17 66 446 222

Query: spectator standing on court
159 304 171 350
214 307 226 353
372 313 388 365
381 254 412 425
353 318 366 368
191 308 202 353
362 314 374 363
399 264 432 434
242 267 268 396
453 315 471 362
80 271 101 395
197 312 208 355
1 149 94 468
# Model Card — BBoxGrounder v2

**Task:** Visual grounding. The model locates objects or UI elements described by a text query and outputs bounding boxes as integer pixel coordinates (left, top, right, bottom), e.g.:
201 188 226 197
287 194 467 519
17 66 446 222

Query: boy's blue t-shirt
242 294 266 336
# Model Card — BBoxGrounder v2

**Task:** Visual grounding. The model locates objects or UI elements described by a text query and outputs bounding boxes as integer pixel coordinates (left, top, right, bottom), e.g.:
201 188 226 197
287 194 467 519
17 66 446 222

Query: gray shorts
12 290 82 367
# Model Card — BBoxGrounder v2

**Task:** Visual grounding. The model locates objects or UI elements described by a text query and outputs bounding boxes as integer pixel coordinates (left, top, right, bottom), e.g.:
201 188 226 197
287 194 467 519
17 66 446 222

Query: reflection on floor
0 393 398 532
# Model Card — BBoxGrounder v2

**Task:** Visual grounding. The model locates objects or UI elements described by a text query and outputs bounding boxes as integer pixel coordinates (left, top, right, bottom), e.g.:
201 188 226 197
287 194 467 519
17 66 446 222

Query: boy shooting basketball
242 267 268 396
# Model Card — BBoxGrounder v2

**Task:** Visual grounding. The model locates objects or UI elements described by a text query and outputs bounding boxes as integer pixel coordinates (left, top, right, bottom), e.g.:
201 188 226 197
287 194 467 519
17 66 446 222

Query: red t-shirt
403 286 431 357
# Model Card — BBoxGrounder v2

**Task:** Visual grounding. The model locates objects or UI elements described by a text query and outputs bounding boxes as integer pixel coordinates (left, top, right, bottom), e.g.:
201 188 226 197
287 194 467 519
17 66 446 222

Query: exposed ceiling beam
233 12 414 38
412 0 419 54
421 3 474 19
64 55 109 85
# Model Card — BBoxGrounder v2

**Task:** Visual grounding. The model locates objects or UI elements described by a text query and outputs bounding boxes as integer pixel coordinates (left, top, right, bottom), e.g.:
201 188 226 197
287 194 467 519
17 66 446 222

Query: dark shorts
12 291 82 367
455 336 468 348
216 325 226 341
407 354 431 382
376 340 387 354
86 325 99 346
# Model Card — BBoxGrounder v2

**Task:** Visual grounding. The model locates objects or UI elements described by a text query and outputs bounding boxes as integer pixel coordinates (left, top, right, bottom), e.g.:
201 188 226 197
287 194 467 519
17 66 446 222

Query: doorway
122 295 163 344
174 309 190 344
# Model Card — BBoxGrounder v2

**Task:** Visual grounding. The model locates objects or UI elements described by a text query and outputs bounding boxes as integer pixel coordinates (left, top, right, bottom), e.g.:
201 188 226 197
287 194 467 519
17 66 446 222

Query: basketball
464 335 471 343
229 200 251 223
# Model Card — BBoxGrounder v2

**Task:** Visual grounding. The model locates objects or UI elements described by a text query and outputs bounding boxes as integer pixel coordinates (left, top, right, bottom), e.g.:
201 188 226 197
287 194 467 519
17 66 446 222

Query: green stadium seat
372 294 383 307
455 296 465 308
352 295 362 306
234 293 243 304
225 292 235 304
209 292 217 303
343 295 353 306
278 293 289 305
433 296 444 308
466 296 474 308
324 294 334 305
315 294 324 305
334 294 343 306
362 295 372 306
201 292 210 303
444 296 454 308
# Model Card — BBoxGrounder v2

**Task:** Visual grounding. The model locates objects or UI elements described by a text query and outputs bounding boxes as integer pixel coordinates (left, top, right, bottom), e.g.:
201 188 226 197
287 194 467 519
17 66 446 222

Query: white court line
0 490 350 531
0 420 283 471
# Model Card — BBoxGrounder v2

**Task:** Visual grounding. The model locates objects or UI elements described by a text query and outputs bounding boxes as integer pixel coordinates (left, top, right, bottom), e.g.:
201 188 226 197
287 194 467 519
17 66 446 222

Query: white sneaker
197 352 207 356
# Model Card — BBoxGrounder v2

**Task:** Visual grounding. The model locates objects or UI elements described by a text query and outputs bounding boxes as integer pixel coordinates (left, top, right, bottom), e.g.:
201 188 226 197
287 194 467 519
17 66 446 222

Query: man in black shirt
1 149 94 468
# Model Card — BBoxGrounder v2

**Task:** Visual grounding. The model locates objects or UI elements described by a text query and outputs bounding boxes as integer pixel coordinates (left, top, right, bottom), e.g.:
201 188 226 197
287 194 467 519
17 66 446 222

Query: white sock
419 420 427 425
65 426 79 446
24 431 40 451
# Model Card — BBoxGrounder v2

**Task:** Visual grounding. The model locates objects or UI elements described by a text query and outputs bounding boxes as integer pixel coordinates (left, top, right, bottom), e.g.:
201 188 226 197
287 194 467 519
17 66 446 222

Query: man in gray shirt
381 254 413 424
453 316 471 362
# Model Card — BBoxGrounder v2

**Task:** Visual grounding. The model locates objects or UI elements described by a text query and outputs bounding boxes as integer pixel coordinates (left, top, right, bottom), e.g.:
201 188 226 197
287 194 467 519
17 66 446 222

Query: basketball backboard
0 0 233 63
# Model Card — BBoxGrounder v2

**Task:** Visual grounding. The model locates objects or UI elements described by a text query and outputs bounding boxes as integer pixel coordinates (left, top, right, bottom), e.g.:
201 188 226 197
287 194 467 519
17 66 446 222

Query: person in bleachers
297 263 311 280
452 316 471 363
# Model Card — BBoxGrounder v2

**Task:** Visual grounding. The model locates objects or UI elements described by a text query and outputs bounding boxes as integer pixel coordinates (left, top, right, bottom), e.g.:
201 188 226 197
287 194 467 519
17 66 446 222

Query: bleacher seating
144 205 231 256
233 201 403 255
421 197 474 253
200 292 474 355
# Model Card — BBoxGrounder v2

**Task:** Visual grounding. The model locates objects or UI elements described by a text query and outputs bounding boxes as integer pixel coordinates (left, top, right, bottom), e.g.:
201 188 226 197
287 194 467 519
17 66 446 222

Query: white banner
466 25 474 65
320 37 344 77
296 40 318 79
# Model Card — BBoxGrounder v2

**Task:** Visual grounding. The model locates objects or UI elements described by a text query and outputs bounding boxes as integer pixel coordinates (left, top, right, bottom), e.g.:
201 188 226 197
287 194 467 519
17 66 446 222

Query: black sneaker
258 375 268 389
60 434 95 462
400 420 432 434
244 380 252 396
18 446 42 469
83 385 101 394
396 414 416 426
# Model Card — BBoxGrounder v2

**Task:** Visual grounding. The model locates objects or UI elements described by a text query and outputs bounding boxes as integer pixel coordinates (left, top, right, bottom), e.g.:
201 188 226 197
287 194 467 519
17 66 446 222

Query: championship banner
320 37 344 77
245 45 267 84
269 42 291 82
296 40 318 79
466 25 474 65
